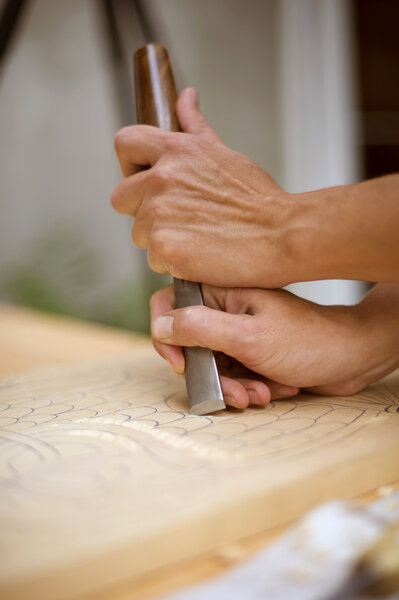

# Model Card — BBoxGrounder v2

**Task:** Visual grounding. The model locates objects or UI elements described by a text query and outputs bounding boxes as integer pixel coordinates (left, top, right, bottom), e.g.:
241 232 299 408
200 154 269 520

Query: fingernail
224 394 236 407
153 315 174 340
169 358 184 375
276 385 298 397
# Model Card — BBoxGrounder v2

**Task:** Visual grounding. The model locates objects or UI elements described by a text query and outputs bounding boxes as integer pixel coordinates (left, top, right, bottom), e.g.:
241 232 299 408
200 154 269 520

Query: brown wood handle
134 44 180 132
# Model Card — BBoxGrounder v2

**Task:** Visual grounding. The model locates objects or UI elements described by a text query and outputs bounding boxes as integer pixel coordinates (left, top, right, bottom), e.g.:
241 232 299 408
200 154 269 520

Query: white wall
145 0 281 179
278 0 366 305
0 0 135 304
0 0 364 315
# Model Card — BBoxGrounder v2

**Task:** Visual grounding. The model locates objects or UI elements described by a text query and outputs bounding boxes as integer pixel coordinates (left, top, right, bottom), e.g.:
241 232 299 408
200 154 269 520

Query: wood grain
134 43 180 131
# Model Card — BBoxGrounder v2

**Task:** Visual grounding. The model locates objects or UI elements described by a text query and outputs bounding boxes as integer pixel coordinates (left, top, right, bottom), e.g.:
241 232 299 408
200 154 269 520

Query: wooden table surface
1 302 398 600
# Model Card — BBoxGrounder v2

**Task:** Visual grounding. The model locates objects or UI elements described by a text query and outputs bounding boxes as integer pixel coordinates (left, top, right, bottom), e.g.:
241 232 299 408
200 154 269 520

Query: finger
305 380 364 397
200 284 228 311
237 377 298 403
266 380 300 400
130 215 150 250
151 286 185 375
152 338 185 375
152 305 255 366
110 170 150 216
235 378 271 406
176 88 223 144
114 125 174 177
216 356 298 402
219 375 250 409
117 158 143 179
228 366 299 400
150 284 175 317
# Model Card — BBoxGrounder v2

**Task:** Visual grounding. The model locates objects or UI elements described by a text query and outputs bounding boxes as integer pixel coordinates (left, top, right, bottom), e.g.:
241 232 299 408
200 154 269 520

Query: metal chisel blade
173 278 225 415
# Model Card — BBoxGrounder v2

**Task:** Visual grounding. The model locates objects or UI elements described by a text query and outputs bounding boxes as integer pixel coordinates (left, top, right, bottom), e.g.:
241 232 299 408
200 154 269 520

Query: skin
151 283 399 408
112 87 399 288
111 87 399 407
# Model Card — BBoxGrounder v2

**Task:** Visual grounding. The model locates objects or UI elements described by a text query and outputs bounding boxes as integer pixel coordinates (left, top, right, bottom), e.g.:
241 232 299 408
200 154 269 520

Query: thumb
176 87 223 143
152 305 254 364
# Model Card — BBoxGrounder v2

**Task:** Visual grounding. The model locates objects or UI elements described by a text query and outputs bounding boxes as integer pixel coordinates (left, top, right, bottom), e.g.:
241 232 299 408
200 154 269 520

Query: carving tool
134 43 225 416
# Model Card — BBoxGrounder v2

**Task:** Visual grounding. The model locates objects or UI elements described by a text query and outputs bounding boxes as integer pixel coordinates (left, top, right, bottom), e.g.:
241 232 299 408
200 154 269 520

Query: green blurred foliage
0 222 169 334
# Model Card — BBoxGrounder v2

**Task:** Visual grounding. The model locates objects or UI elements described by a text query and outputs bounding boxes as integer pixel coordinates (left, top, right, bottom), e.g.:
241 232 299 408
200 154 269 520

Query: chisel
134 43 225 416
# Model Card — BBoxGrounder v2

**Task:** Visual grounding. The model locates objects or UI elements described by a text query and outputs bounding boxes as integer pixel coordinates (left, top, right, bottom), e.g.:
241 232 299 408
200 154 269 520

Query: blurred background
0 0 398 334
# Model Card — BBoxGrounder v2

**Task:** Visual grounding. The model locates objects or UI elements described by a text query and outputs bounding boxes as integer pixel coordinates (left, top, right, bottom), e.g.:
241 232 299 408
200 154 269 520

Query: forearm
289 174 399 284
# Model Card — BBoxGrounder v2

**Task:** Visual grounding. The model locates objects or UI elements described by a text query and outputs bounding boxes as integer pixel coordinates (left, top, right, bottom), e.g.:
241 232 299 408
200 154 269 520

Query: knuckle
114 126 133 152
239 319 261 362
164 132 184 151
151 229 172 259
147 247 166 274
148 199 167 222
177 307 198 338
150 168 166 187
110 186 120 210
153 164 177 187
150 288 163 310
149 230 186 277
131 222 146 248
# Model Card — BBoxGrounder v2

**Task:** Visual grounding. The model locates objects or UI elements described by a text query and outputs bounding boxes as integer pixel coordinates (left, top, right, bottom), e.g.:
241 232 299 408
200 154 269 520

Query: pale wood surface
0 303 148 378
0 303 398 600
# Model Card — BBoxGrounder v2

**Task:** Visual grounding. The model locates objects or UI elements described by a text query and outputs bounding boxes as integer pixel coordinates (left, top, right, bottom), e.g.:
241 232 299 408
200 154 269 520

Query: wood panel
0 330 398 600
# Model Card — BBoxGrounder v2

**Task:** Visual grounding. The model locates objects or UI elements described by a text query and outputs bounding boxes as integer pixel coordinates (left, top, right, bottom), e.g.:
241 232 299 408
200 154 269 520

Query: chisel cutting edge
134 43 225 416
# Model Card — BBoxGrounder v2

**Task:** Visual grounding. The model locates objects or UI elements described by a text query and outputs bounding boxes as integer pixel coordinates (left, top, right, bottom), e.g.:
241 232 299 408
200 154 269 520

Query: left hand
111 87 294 289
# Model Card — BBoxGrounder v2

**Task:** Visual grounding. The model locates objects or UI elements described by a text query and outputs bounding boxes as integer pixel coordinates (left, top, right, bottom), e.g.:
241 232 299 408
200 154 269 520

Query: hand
111 87 295 289
112 86 399 287
150 283 399 408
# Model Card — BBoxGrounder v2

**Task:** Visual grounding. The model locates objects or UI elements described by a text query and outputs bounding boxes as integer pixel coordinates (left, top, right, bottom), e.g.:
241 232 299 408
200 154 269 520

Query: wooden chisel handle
133 44 225 415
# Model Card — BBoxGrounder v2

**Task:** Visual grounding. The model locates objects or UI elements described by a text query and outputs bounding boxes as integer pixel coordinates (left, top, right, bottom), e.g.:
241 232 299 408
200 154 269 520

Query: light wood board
0 343 398 600
0 302 148 378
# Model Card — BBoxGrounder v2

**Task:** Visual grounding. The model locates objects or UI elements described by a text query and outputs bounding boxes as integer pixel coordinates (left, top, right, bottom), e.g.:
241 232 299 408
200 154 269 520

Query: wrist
257 190 300 288
281 189 335 284
356 284 399 375
286 184 367 283
287 176 399 284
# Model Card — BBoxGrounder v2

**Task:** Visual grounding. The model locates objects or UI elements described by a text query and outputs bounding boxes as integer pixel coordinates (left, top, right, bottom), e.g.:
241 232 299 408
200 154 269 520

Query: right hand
150 283 399 408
